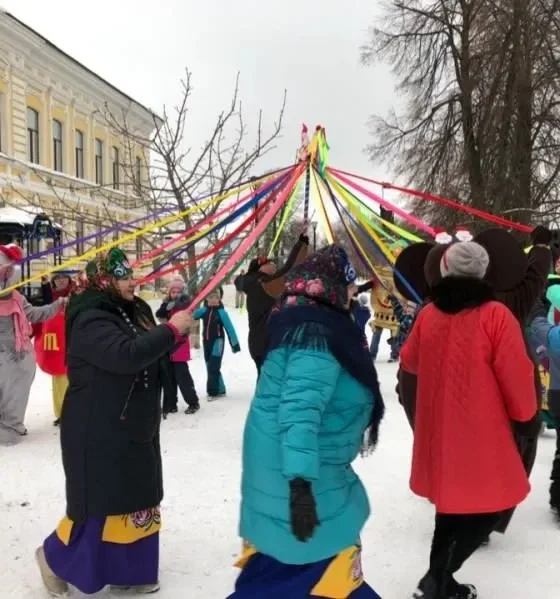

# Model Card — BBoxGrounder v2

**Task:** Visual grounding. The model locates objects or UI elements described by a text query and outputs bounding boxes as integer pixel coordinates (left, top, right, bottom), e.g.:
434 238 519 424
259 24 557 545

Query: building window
76 217 85 255
27 107 40 164
95 138 104 185
135 156 142 195
112 146 120 189
75 130 84 179
53 120 63 172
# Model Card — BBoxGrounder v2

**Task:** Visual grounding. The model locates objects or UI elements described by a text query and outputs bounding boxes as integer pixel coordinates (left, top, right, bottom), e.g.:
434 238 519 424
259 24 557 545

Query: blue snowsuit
193 303 240 397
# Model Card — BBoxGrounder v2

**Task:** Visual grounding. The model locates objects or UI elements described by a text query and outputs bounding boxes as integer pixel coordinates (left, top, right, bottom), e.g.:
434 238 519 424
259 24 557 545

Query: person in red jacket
34 273 74 425
400 241 538 599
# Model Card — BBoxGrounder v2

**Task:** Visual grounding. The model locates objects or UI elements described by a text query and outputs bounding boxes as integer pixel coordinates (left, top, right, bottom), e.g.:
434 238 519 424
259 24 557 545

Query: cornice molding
0 16 159 137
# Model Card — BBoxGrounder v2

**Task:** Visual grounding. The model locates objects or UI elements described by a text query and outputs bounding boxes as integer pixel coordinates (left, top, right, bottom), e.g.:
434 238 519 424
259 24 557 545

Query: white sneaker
35 546 69 597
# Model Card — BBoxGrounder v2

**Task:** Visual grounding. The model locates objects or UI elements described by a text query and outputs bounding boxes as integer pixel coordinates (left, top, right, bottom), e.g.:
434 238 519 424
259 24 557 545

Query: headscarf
267 245 384 451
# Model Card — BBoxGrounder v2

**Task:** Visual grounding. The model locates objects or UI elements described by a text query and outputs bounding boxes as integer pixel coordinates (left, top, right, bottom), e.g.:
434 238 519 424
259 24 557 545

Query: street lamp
311 221 318 251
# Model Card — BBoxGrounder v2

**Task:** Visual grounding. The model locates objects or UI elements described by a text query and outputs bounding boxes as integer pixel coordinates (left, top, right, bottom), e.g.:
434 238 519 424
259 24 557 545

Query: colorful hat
393 228 528 302
85 248 133 289
284 244 357 309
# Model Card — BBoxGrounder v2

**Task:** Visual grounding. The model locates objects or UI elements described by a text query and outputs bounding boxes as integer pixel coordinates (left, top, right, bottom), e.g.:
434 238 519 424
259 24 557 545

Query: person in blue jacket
529 308 560 520
229 244 385 599
193 289 240 399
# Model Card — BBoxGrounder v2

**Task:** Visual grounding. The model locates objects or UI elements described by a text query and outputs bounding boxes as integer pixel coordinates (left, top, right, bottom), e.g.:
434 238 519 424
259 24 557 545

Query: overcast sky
2 0 394 181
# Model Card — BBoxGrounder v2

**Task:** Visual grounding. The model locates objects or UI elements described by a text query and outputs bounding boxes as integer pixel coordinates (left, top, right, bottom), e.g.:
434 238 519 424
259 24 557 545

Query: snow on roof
0 205 62 228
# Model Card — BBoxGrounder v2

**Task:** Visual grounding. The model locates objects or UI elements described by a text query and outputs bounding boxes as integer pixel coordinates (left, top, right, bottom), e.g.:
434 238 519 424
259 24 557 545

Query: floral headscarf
282 244 357 310
84 248 133 291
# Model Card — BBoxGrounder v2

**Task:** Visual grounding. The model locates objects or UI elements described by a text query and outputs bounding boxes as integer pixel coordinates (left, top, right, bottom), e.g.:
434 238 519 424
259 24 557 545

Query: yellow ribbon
2 170 287 294
268 178 303 257
328 174 396 265
312 169 334 244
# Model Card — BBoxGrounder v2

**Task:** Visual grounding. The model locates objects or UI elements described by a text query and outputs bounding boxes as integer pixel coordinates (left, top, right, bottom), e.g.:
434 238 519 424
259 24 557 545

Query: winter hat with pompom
167 277 185 294
440 241 490 280
0 244 23 290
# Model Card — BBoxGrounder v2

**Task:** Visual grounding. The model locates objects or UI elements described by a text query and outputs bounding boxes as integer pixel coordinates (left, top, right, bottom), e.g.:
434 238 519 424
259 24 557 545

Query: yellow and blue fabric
229 542 380 598
43 508 161 594
193 304 240 397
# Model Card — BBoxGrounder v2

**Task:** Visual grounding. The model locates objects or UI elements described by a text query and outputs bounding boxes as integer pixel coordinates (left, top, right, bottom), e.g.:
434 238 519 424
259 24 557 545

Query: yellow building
0 9 161 277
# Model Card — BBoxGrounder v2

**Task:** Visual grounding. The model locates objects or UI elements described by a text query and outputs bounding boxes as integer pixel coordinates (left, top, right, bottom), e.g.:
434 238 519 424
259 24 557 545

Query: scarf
0 291 32 352
266 302 385 451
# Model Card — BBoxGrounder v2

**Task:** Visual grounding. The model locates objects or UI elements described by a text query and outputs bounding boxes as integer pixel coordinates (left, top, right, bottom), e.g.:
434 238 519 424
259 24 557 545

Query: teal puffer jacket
239 344 375 565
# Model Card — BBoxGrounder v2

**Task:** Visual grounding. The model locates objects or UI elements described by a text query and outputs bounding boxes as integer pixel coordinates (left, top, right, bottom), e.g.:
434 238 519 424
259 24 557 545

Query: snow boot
35 546 69 597
185 405 200 415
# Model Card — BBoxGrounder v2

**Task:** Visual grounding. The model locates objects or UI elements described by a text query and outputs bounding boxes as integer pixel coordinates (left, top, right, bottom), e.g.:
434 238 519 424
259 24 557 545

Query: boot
35 546 69 597
447 576 477 599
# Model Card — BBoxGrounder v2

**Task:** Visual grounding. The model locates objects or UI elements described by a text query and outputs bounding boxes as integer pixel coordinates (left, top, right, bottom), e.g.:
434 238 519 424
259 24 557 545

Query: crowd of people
0 222 557 599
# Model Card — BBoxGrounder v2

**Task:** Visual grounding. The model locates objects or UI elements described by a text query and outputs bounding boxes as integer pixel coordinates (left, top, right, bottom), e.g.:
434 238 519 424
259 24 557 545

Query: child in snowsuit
193 289 240 399
34 272 75 426
156 277 200 415
351 294 372 337
529 311 560 519
388 295 418 358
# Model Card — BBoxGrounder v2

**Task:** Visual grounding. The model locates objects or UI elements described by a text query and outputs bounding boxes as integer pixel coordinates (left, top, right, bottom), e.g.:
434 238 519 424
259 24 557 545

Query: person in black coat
36 248 192 597
241 235 309 375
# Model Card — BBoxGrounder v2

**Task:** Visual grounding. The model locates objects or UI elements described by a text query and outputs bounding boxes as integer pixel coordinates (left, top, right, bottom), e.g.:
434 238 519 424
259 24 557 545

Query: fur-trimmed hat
394 228 529 302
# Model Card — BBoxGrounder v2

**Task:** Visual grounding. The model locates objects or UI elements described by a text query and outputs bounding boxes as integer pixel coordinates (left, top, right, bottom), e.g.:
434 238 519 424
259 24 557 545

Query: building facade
0 9 160 275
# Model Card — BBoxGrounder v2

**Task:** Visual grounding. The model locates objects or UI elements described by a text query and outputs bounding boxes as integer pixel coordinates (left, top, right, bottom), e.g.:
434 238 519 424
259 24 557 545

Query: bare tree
104 70 287 281
362 0 560 229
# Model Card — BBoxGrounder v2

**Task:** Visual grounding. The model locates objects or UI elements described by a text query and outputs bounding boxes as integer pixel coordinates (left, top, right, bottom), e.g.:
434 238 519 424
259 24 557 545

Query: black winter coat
60 302 176 523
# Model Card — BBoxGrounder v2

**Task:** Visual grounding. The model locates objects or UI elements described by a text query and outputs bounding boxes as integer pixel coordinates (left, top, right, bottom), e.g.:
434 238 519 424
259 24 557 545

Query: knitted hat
284 244 357 309
0 244 23 265
440 241 490 280
167 277 185 294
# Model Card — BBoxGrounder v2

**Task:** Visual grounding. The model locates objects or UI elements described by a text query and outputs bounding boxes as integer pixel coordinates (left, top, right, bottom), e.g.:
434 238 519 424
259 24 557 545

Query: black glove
531 226 552 246
299 234 310 245
289 478 319 542
231 344 241 354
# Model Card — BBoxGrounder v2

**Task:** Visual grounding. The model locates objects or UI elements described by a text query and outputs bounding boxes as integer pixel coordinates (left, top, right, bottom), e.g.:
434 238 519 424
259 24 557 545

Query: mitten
231 344 241 354
531 226 552 246
299 234 310 245
289 478 319 542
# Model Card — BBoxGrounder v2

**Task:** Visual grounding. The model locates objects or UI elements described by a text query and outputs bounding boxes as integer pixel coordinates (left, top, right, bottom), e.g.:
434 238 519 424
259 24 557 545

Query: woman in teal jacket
229 245 384 599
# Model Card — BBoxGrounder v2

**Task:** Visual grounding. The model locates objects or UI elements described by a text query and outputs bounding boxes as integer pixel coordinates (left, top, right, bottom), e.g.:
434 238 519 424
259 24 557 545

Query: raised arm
499 246 551 323
278 349 341 481
261 237 309 297
69 311 177 375
21 293 63 324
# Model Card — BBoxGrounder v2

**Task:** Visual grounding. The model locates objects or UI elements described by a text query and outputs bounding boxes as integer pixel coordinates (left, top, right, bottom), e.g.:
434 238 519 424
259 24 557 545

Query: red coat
400 300 536 514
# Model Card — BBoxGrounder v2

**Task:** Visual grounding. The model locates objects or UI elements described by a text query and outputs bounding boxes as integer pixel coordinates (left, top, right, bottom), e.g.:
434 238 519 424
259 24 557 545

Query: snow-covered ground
1 294 558 598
